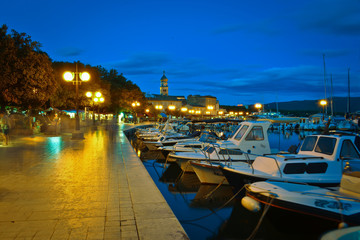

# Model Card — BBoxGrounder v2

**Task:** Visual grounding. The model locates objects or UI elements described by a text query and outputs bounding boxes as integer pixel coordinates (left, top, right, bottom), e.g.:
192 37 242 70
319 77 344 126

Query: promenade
0 123 188 240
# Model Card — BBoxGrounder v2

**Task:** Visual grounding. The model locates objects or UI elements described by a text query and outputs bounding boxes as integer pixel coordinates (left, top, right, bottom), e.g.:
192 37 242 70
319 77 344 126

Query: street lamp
132 101 140 123
86 91 104 128
63 61 90 139
320 100 327 121
255 103 262 112
155 105 163 110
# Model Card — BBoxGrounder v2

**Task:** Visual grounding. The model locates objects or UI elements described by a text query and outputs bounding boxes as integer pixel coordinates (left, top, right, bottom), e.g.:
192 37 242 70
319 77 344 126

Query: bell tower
160 70 168 96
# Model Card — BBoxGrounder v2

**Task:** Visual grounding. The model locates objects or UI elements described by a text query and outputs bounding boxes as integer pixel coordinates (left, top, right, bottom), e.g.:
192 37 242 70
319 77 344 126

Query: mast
347 68 351 117
330 74 334 117
323 54 327 115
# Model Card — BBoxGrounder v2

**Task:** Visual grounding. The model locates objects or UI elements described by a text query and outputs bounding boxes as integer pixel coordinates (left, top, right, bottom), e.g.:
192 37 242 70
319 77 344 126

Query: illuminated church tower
160 70 168 96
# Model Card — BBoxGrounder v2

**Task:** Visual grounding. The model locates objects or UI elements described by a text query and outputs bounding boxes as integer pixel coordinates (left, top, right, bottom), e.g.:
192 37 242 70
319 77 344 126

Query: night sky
1 0 360 106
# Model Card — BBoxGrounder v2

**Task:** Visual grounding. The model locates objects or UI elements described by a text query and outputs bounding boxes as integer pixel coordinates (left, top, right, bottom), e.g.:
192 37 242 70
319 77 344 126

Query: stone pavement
0 123 188 240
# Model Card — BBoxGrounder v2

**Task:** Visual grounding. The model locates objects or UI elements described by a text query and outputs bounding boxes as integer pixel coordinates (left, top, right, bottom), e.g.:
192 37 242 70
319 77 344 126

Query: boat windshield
300 136 318 151
234 125 248 140
340 140 360 159
228 125 241 139
314 137 337 155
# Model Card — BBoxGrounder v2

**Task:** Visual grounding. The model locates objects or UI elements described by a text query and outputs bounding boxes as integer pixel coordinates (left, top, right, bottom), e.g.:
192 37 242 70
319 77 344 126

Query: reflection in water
191 185 235 209
51 130 110 227
168 173 201 194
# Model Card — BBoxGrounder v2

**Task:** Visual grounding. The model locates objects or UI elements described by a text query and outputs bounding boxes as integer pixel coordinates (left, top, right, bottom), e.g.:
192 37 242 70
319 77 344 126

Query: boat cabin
251 132 360 184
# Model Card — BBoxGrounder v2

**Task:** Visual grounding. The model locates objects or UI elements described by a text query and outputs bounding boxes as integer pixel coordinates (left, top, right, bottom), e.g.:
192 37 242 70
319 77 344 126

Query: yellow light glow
218 111 224 115
136 102 140 106
181 107 188 112
206 111 210 115
86 92 92 98
229 111 234 115
94 98 99 102
145 109 150 113
155 105 163 110
100 97 104 102
196 110 201 114
246 112 249 115
63 72 74 81
235 112 238 115
168 105 176 110
320 100 327 106
132 103 136 107
79 72 90 81
207 105 214 110
95 92 102 98
189 110 195 114
255 103 262 109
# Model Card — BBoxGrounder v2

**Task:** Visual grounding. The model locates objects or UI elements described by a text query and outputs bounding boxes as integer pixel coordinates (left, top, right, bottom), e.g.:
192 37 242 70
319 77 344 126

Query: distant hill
264 97 360 114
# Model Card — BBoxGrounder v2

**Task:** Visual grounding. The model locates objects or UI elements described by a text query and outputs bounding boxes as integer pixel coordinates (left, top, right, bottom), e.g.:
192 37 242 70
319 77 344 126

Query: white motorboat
143 131 201 151
167 121 272 172
242 171 360 227
221 131 360 192
160 132 220 157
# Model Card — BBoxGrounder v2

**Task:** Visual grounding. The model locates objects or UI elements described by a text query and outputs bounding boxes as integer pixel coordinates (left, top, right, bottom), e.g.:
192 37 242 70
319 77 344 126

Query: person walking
1 115 10 146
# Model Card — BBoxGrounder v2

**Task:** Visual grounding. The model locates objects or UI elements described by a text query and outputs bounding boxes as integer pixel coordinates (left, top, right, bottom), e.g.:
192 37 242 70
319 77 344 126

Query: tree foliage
101 68 147 115
0 25 148 115
0 24 57 110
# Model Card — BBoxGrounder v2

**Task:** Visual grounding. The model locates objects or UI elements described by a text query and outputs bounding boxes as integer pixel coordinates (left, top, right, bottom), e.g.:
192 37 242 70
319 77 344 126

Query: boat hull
246 186 360 226
191 161 229 185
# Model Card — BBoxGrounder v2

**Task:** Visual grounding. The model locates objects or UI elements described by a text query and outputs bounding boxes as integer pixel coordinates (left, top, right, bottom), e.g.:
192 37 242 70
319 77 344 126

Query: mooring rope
180 185 245 223
246 194 275 240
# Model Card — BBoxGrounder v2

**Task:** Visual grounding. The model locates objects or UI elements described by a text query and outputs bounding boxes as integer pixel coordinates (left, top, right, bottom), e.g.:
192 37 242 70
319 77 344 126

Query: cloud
300 49 352 58
171 65 360 104
295 0 360 35
212 21 280 36
110 52 171 70
55 47 84 57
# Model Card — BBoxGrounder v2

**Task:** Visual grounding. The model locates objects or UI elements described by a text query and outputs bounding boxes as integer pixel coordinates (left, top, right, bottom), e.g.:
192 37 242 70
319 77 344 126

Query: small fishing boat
242 171 360 227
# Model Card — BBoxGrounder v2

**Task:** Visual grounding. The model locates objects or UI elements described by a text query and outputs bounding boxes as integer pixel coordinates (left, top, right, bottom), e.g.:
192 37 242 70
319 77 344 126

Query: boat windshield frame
314 136 337 155
233 125 248 140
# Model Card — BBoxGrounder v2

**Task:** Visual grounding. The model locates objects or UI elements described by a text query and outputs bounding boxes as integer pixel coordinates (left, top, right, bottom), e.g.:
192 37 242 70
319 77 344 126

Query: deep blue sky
2 0 360 105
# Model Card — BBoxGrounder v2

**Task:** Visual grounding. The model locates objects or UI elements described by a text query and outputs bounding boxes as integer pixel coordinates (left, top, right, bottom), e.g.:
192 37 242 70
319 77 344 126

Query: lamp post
132 101 140 123
320 100 327 121
86 91 104 128
63 61 90 139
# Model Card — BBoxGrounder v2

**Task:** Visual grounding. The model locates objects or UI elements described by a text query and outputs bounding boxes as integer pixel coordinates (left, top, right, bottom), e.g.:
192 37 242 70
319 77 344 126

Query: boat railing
216 148 283 177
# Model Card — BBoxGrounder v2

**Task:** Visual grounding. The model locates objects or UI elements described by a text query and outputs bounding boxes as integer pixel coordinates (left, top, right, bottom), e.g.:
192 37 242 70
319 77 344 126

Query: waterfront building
160 71 169 96
146 71 224 118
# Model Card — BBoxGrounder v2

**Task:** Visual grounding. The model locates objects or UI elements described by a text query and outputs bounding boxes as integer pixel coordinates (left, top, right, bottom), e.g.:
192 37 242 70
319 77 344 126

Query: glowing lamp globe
63 72 74 81
86 92 92 98
80 72 90 81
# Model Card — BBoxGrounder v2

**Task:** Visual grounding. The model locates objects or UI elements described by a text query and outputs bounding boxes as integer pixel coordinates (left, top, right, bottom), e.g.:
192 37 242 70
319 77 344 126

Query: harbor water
131 129 340 240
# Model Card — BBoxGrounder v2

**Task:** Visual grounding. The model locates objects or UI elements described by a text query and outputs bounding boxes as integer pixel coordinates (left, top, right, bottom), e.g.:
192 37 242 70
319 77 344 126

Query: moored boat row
134 118 360 232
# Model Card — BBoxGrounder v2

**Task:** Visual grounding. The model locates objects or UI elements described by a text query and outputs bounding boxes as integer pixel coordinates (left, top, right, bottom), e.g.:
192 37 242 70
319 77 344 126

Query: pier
0 123 188 239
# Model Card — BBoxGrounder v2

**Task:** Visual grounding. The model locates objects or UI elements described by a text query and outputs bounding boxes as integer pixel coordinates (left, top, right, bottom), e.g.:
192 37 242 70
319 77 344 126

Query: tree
101 69 147 115
0 25 57 111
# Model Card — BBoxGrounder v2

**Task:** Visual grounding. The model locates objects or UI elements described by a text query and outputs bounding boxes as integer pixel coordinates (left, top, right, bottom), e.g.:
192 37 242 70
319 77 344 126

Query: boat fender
241 196 261 213
338 222 348 229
